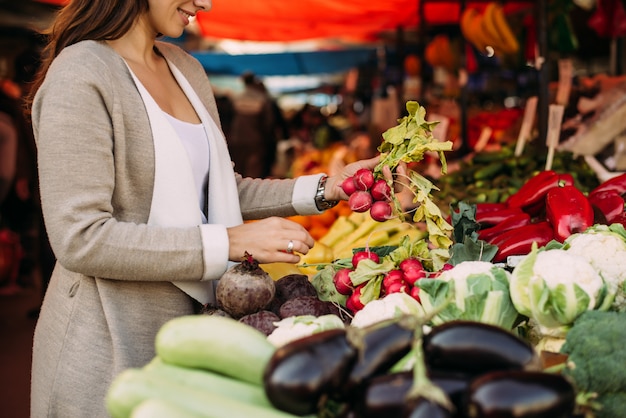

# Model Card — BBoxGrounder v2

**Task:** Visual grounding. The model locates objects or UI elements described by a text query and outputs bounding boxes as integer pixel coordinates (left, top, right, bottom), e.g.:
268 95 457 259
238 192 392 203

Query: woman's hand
324 156 379 201
227 217 315 264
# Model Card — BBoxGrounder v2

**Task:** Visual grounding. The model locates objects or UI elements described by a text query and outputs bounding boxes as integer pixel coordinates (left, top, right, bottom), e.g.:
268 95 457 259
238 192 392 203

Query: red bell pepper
589 173 626 197
506 170 564 215
588 190 626 224
546 185 595 243
492 221 554 263
474 202 508 215
475 207 525 227
478 212 532 243
557 173 575 187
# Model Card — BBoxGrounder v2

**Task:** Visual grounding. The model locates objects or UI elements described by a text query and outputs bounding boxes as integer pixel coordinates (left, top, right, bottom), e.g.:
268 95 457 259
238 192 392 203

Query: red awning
35 0 533 43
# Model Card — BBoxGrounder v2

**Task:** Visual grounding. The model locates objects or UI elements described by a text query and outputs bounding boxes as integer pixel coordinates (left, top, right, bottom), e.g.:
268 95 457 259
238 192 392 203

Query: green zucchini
143 357 272 408
106 368 301 418
155 315 275 385
130 399 201 418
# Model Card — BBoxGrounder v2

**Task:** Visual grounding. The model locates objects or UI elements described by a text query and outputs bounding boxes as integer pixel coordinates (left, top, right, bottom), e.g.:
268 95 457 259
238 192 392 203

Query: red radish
346 285 365 313
382 269 405 290
341 176 358 196
351 250 380 268
429 262 453 278
409 285 421 302
399 257 426 285
370 179 391 201
353 168 375 191
385 280 408 294
333 268 354 295
369 200 394 222
349 191 373 212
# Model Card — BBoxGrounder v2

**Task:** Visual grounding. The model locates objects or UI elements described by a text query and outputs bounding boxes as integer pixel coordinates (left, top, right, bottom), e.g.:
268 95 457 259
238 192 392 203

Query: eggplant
263 328 356 416
402 397 453 418
423 321 541 376
343 317 416 396
357 369 471 418
465 370 576 418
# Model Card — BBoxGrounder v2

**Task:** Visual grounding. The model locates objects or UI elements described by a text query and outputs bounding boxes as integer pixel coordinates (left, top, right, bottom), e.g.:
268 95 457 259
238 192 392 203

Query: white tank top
162 111 209 221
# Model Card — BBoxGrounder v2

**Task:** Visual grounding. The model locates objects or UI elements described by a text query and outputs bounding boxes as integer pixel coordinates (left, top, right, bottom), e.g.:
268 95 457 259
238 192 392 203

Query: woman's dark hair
25 0 149 112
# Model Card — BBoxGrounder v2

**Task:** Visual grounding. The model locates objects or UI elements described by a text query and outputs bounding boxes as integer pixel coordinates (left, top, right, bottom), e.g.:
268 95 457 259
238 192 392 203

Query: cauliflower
510 247 605 337
417 260 520 329
563 224 626 312
350 292 425 328
266 314 345 347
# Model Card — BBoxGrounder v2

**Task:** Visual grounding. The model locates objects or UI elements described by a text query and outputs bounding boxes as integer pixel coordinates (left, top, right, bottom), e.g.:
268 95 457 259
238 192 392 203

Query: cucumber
106 368 301 418
130 399 201 418
143 357 272 408
155 315 275 385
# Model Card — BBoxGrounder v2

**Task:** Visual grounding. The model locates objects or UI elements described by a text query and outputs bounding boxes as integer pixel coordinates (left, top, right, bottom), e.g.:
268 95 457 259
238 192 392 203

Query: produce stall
97 0 626 416
103 96 626 418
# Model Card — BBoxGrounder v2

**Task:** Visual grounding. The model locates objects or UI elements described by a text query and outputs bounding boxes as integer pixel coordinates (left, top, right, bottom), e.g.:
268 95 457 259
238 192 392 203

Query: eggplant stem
406 329 454 411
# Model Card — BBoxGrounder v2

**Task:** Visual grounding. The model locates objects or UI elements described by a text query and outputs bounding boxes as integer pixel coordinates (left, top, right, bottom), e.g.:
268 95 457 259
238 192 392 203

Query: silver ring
286 240 294 254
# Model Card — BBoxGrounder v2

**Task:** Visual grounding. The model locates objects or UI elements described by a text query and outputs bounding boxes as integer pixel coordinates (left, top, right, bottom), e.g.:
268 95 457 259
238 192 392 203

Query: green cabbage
415 261 520 329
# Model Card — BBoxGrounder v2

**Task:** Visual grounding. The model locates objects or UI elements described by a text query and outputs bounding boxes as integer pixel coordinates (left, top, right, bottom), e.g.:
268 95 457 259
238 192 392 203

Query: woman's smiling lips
178 8 194 25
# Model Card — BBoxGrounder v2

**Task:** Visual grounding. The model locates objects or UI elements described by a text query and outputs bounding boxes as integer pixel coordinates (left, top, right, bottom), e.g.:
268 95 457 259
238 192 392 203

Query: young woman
26 1 413 416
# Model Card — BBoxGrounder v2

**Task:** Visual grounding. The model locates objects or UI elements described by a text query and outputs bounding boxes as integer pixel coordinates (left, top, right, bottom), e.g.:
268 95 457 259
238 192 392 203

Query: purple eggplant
357 370 471 418
343 317 416 397
263 328 356 416
402 397 453 418
423 321 541 376
465 370 576 418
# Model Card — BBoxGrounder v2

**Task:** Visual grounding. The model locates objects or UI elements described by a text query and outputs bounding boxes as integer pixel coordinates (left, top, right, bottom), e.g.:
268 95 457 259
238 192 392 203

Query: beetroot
349 191 373 212
239 310 281 335
279 295 331 318
274 273 317 303
216 252 276 318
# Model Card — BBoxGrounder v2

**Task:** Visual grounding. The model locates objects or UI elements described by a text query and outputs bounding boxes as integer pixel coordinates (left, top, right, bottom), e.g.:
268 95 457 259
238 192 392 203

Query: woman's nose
195 0 212 11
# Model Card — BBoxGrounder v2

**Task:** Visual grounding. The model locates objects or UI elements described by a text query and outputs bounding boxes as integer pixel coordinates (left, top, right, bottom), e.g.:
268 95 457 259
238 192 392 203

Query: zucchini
143 357 272 408
130 399 201 418
106 368 301 418
155 315 275 385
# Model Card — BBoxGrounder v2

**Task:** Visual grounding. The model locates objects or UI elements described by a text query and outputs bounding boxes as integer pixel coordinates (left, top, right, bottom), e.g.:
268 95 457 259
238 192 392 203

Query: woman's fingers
227 217 315 264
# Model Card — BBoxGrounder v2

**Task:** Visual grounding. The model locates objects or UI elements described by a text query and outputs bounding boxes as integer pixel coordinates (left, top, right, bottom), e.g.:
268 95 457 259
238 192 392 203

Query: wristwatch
315 175 339 211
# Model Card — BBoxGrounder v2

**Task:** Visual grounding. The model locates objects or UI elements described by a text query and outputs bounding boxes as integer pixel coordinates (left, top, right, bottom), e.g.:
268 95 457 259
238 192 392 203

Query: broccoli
559 310 626 418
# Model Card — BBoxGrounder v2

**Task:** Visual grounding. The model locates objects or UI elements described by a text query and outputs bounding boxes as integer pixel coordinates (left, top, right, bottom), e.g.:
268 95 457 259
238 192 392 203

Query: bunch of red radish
332 249 434 314
341 168 395 222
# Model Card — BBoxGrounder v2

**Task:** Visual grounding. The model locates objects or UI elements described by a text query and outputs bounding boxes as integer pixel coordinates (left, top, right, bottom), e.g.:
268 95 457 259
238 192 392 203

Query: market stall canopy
35 0 533 42
191 47 377 76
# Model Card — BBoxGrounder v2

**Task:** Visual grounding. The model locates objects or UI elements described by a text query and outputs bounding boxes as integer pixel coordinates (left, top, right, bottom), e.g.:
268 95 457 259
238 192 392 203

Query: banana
491 3 519 54
468 10 493 54
481 2 511 55
460 8 480 48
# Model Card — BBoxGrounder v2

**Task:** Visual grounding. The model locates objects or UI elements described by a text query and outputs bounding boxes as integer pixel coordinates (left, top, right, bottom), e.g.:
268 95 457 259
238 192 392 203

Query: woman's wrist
314 175 339 211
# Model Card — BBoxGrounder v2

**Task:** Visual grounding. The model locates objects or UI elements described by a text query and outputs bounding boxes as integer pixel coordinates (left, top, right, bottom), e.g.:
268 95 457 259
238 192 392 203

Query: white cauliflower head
350 292 425 328
564 224 626 312
510 247 604 335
